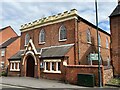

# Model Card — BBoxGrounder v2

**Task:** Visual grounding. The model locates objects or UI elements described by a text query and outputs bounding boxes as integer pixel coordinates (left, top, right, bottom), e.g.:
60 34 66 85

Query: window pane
106 38 109 48
25 34 30 45
86 30 91 42
52 62 55 71
58 62 61 71
39 29 45 43
60 25 67 40
12 63 14 69
15 63 18 69
1 49 5 57
1 62 4 69
46 62 48 70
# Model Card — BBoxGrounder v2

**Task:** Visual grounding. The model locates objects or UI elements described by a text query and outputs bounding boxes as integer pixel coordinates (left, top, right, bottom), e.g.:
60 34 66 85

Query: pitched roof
8 44 74 60
41 44 74 58
0 36 19 48
110 4 120 17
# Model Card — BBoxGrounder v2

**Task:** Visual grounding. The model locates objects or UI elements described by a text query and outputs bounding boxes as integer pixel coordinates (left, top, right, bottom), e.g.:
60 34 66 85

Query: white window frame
1 61 4 69
43 59 61 73
1 49 5 57
59 25 67 41
40 62 44 68
10 61 20 71
56 62 61 71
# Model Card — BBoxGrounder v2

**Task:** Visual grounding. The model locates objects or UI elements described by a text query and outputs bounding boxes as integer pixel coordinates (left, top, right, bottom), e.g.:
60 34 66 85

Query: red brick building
110 1 120 77
8 9 111 81
0 26 20 71
0 26 18 44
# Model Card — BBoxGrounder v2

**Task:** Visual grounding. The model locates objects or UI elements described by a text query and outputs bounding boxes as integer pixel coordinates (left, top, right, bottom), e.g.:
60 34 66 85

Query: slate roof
41 44 73 58
110 4 120 17
8 44 74 60
0 36 19 49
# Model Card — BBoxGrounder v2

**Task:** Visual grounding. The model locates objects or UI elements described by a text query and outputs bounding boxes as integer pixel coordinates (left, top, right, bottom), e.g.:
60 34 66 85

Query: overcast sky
0 0 118 35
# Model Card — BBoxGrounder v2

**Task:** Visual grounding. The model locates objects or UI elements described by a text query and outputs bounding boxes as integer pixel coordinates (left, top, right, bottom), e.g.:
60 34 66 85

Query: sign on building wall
90 53 98 61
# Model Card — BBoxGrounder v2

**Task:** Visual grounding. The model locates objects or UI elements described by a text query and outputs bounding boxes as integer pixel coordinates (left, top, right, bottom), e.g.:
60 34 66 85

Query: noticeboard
90 53 98 61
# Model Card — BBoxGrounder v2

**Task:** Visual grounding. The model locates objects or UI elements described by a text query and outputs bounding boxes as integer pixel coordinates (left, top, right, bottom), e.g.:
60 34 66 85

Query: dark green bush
1 71 7 76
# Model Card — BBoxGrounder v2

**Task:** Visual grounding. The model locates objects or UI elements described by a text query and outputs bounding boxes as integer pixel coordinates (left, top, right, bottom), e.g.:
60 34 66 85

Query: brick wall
8 71 21 77
0 26 17 44
65 65 104 86
110 16 120 76
20 19 76 50
78 21 111 65
103 67 113 83
66 46 75 65
6 37 20 66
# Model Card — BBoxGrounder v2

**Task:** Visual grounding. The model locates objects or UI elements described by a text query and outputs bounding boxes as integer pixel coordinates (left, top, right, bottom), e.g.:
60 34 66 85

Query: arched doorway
26 55 35 77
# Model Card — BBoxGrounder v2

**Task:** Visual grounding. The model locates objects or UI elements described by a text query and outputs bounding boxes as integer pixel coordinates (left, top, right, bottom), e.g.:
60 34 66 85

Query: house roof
0 36 19 49
0 26 11 32
0 26 18 36
41 44 73 58
77 16 110 36
110 4 120 17
8 44 74 60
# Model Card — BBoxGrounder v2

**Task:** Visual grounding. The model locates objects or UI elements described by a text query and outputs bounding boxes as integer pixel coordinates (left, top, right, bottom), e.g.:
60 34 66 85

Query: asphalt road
1 84 120 90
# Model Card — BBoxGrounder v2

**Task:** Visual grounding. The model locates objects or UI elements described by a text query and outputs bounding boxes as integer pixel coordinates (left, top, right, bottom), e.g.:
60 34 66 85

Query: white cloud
1 1 118 35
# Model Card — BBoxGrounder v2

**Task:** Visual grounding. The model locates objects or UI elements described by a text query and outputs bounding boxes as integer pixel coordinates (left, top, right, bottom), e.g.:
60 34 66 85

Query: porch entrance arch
26 55 35 77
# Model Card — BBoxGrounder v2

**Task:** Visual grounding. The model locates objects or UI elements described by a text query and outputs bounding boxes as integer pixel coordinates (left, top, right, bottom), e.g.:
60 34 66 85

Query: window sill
59 39 67 42
39 42 45 45
10 69 20 71
87 42 92 44
43 70 61 73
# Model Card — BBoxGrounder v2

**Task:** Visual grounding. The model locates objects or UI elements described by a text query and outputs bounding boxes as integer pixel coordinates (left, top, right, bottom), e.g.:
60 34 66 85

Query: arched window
86 29 91 43
98 34 101 46
59 25 67 41
25 33 30 45
39 29 45 43
106 37 109 48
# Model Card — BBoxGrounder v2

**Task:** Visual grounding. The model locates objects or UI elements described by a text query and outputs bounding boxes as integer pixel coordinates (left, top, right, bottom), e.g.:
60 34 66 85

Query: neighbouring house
0 26 20 71
110 0 120 77
0 26 18 44
8 9 112 85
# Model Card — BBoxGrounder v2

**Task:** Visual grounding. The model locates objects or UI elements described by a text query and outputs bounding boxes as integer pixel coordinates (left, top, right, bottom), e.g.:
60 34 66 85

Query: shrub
1 71 7 76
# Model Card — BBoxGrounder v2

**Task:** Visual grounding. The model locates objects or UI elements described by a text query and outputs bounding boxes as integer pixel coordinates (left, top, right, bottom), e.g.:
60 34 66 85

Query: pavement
1 77 120 90
1 77 85 89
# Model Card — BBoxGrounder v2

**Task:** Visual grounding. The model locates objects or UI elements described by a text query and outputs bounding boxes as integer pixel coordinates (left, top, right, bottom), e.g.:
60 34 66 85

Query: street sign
90 53 98 61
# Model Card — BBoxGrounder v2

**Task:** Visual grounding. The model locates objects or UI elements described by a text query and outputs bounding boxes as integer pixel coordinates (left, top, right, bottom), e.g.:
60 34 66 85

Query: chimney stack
119 0 120 5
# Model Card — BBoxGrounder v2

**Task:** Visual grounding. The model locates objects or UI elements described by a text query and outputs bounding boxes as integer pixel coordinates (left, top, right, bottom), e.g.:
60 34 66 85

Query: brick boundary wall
103 67 113 84
65 65 105 86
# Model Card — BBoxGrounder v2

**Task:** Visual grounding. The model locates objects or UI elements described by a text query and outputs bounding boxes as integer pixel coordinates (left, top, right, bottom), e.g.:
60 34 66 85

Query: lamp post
95 0 102 87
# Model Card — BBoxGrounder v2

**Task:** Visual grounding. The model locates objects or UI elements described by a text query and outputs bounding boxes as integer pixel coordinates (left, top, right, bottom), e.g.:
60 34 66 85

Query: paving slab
1 77 85 89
